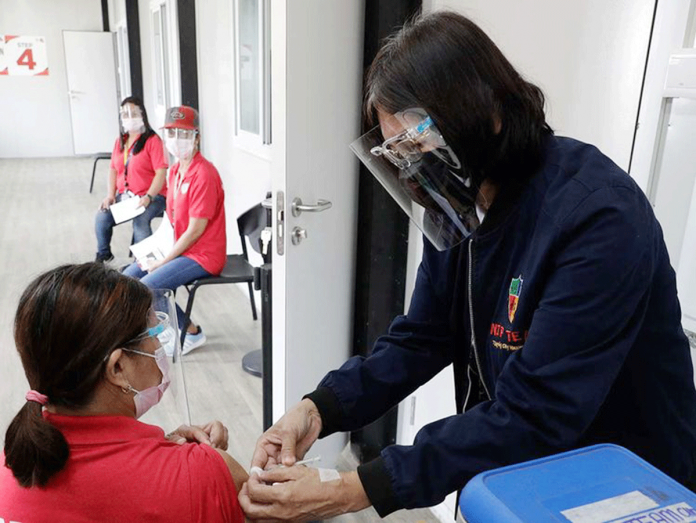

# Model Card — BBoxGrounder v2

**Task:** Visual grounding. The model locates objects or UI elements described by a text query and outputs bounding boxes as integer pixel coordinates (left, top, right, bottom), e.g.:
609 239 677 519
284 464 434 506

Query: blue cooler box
459 444 696 522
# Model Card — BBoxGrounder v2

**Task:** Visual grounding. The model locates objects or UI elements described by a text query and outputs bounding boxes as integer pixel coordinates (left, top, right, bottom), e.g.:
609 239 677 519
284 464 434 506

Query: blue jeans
122 255 211 331
95 193 166 257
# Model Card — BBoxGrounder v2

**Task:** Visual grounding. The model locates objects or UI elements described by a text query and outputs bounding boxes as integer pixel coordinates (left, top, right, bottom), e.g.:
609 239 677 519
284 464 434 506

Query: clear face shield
164 128 197 140
120 104 144 133
120 104 143 119
136 289 191 431
350 108 480 251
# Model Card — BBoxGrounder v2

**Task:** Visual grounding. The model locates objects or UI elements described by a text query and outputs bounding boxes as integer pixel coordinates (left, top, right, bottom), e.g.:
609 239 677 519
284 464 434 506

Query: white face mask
165 136 195 160
122 117 145 133
125 347 171 419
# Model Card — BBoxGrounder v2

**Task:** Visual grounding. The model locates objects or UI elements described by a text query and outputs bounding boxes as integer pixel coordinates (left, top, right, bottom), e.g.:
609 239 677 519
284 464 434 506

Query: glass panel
239 0 260 134
687 0 696 47
161 3 170 107
116 29 124 99
117 26 131 98
153 10 164 106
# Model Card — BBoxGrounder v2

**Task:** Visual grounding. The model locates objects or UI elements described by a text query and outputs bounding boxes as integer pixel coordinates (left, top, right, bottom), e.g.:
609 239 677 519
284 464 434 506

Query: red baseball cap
162 105 199 130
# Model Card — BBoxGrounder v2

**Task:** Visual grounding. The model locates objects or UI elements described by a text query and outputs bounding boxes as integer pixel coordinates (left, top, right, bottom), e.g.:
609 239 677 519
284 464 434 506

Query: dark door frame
124 0 144 100
177 0 199 109
351 0 422 463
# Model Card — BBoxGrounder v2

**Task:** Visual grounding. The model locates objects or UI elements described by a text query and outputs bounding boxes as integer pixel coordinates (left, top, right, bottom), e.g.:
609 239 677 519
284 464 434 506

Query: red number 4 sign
17 49 37 70
2 35 49 76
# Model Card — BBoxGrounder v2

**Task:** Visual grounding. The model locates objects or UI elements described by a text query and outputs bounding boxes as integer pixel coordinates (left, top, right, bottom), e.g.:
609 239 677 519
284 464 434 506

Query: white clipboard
129 215 175 270
109 196 146 224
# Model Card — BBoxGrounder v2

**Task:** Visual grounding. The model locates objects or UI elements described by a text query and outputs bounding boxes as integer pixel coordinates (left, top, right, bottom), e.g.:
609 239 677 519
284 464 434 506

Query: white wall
196 0 271 258
0 0 102 158
424 0 654 170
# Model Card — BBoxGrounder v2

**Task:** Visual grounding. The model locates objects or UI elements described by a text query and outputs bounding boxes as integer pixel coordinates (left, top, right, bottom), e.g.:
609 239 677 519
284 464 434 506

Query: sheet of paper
129 215 175 270
109 196 146 224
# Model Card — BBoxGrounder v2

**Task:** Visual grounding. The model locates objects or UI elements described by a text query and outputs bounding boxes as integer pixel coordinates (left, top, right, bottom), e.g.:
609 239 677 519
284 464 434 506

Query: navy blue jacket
306 136 696 517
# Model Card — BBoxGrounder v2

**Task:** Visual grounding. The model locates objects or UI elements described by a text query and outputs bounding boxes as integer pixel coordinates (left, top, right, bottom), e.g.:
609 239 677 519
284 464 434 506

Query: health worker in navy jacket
240 11 696 520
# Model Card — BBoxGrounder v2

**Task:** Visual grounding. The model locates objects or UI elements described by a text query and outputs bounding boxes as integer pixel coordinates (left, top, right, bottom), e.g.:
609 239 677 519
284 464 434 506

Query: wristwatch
145 194 155 202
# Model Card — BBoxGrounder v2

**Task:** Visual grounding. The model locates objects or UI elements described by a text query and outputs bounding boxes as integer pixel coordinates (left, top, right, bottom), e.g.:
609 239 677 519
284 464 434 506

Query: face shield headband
349 108 480 251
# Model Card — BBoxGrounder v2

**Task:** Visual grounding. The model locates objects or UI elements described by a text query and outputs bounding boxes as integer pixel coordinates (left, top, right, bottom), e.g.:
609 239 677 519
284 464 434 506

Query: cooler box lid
459 444 696 522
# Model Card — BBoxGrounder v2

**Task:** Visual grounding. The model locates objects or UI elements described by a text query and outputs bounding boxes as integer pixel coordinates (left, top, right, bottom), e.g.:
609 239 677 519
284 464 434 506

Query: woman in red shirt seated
95 96 168 263
123 105 227 355
0 263 246 522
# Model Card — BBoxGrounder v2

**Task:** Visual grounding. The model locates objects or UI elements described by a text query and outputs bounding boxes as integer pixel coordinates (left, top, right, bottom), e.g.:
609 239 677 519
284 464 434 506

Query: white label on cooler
561 491 658 523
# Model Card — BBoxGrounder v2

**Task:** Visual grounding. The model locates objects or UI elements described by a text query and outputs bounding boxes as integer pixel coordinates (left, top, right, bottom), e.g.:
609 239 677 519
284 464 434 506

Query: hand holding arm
165 420 229 449
239 466 370 521
250 399 323 471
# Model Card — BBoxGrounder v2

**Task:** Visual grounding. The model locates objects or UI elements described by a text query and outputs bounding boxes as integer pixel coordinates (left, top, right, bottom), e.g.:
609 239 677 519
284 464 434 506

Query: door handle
68 90 84 97
291 197 332 217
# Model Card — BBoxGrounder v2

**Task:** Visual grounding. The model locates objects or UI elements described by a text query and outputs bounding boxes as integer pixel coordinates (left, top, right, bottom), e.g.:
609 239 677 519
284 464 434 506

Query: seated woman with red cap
0 263 246 522
123 105 227 355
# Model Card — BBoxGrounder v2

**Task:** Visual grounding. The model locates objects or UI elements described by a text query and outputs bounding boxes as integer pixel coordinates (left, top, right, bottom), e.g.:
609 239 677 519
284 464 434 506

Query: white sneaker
158 326 177 357
181 328 207 355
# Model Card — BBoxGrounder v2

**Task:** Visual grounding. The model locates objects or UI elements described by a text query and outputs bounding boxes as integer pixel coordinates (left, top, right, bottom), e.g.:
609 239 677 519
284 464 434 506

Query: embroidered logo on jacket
490 323 528 351
508 275 523 324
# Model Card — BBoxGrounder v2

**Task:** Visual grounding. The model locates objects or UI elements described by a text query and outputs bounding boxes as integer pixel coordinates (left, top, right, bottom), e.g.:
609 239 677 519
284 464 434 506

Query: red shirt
110 133 168 196
167 152 227 275
0 414 244 523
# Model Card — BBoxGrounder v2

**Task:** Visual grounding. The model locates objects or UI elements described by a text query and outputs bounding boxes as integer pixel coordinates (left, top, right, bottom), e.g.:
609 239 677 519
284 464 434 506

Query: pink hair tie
25 390 48 406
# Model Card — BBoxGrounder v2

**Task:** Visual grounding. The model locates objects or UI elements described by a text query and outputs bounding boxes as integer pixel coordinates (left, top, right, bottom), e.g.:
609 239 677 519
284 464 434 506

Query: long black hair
119 96 156 155
4 263 152 487
365 11 553 186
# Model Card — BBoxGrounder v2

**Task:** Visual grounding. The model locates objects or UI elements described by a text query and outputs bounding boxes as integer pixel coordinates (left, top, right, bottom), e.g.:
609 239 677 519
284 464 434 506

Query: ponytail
7 263 152 488
4 401 69 487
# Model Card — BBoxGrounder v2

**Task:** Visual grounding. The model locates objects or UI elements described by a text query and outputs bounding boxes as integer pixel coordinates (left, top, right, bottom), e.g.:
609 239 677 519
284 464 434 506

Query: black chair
89 153 111 193
178 203 267 349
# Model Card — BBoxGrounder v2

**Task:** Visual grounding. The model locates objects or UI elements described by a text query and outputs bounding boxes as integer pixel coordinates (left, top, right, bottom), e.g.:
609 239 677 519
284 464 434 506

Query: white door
63 31 120 155
270 0 364 466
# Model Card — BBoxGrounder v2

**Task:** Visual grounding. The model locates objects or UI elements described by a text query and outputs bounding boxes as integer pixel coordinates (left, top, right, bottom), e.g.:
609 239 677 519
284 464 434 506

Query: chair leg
90 157 99 193
180 285 198 349
247 281 258 321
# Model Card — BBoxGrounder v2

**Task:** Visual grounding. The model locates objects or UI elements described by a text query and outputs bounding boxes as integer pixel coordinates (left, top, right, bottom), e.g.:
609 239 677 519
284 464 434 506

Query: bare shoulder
213 448 249 493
